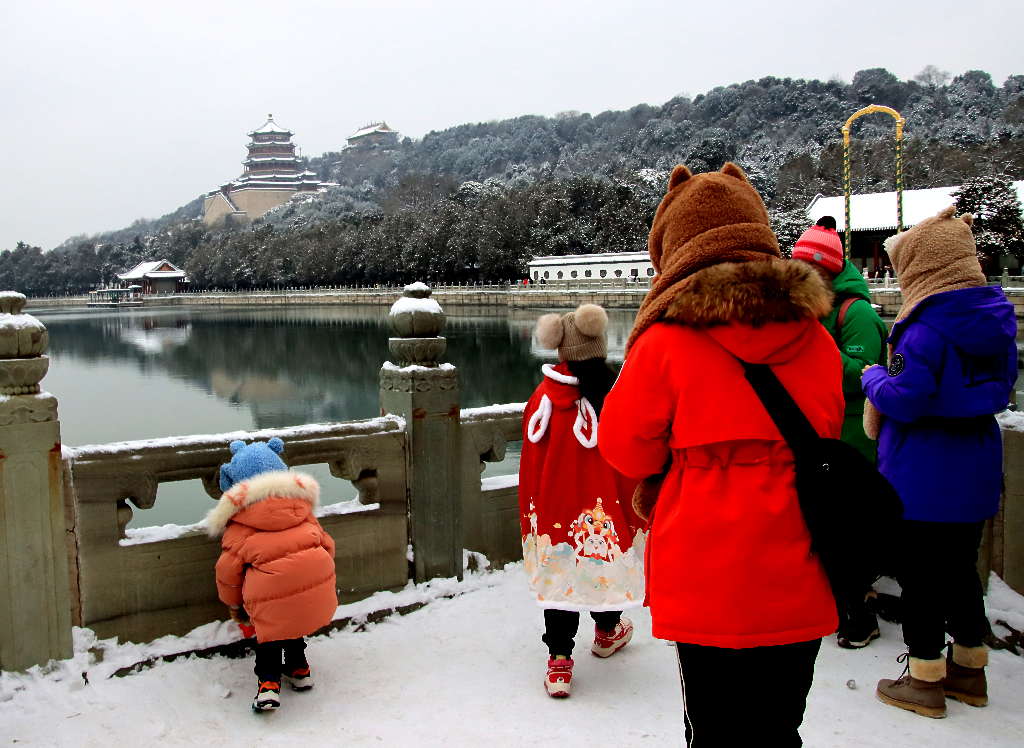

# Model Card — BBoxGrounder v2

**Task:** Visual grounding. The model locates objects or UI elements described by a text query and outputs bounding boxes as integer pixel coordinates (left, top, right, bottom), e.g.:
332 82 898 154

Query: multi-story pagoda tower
203 115 324 227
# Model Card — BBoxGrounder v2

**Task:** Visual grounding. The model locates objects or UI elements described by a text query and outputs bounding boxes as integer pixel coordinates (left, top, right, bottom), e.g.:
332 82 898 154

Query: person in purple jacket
862 206 1016 719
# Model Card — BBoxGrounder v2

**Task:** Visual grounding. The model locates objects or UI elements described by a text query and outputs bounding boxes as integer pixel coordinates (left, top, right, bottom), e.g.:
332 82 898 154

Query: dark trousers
254 638 307 682
898 519 989 660
542 608 621 657
675 639 821 748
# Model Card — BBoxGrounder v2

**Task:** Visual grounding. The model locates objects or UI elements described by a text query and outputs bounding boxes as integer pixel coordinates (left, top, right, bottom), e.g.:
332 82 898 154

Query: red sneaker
284 666 314 691
251 680 281 712
545 657 574 698
591 617 634 658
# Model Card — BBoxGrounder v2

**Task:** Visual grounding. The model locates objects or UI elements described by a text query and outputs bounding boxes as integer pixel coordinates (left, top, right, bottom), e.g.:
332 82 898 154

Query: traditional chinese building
805 180 1024 274
346 122 400 149
203 115 324 226
117 259 190 295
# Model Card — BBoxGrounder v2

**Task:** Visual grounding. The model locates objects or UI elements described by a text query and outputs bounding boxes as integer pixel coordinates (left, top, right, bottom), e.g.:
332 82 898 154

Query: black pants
898 519 989 660
675 639 821 748
542 609 621 657
254 638 307 682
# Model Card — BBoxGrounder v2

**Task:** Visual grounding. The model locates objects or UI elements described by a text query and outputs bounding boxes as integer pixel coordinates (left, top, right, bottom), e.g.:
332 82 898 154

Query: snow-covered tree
953 174 1024 265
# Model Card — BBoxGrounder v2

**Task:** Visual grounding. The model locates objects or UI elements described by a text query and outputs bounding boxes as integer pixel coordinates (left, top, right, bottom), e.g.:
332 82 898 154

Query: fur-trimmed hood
204 470 320 537
663 259 832 327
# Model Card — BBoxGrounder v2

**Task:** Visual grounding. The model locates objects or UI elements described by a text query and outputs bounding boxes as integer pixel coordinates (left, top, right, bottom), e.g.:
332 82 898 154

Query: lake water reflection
34 305 636 529
32 304 1022 529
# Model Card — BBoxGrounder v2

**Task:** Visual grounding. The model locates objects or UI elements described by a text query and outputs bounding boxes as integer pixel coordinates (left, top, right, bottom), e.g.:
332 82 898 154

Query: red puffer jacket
599 261 844 647
206 471 337 643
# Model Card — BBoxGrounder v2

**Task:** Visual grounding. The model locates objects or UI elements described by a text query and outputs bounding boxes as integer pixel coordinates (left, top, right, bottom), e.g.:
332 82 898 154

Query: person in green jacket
793 215 889 649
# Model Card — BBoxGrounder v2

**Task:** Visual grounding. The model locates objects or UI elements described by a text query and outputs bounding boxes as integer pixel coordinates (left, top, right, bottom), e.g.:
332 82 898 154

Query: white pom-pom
573 304 608 337
535 314 564 349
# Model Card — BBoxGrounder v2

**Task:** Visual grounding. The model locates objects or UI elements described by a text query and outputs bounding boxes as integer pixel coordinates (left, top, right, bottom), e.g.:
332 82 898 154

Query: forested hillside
6 67 1024 294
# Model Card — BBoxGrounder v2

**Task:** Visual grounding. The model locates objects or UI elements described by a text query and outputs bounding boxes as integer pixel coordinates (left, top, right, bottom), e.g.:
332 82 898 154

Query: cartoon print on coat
569 498 622 562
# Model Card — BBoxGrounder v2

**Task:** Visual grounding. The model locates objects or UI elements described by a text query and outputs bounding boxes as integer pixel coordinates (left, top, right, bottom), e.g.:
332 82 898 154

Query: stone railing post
0 292 72 670
379 283 463 582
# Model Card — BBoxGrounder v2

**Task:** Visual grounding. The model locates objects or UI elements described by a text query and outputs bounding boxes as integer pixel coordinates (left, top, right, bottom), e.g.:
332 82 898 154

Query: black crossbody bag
737 359 903 608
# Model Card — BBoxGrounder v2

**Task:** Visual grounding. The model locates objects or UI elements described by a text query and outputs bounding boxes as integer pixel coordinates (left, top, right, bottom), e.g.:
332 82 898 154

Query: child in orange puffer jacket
205 437 338 713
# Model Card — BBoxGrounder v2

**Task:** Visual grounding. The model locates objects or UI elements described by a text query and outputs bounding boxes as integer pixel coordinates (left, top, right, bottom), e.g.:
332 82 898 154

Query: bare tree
914 65 951 87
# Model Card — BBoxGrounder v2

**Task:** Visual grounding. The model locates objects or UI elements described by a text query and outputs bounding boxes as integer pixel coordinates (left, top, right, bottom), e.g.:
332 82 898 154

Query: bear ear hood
668 164 692 191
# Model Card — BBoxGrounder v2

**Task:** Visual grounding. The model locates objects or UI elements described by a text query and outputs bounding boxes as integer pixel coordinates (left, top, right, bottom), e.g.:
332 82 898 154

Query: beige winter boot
876 654 947 718
943 644 988 707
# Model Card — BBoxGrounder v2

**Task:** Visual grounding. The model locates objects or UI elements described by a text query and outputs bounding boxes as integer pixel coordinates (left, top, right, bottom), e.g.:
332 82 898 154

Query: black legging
254 638 307 682
898 519 989 660
542 608 621 657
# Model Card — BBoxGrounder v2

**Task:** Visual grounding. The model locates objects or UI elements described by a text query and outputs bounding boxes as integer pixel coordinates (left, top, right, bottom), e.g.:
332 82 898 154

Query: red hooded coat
599 261 843 647
519 363 644 611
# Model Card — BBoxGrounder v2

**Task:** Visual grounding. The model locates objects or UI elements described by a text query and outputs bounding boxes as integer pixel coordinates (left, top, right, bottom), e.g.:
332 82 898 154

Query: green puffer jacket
821 261 888 462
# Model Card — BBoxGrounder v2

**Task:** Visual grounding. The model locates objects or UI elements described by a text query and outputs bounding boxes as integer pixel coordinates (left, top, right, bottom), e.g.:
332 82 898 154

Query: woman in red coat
519 304 643 697
599 163 844 746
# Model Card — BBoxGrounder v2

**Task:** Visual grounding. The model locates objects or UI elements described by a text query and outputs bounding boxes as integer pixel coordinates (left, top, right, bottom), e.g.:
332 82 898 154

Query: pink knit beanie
792 225 844 274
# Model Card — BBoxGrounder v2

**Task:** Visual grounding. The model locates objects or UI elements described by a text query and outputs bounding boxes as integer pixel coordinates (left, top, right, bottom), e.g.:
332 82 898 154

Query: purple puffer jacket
862 286 1017 522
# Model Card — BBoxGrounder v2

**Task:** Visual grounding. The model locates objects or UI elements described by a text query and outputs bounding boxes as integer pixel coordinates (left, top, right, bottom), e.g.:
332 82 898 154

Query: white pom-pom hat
534 304 608 361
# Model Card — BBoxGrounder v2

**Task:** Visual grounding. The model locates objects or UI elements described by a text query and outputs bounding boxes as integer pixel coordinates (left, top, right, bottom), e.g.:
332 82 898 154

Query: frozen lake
33 304 1022 529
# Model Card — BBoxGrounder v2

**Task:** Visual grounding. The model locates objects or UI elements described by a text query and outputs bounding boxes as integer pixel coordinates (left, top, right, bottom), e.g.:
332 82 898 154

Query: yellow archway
842 105 906 256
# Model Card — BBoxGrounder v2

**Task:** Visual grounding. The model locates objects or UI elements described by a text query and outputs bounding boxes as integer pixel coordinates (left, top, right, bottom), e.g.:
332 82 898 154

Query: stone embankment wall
24 287 1024 317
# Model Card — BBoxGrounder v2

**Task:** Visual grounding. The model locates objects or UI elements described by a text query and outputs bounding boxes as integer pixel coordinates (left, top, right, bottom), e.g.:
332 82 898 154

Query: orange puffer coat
206 471 337 643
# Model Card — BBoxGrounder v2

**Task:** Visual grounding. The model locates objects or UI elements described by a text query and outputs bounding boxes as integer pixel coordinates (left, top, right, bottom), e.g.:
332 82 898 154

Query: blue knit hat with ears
219 437 287 492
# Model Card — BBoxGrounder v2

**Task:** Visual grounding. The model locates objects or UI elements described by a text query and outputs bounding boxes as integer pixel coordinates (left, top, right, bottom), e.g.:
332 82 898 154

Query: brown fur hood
662 259 833 327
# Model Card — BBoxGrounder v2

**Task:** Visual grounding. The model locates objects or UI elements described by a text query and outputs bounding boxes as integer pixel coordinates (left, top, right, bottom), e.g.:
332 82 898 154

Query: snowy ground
2 565 1023 747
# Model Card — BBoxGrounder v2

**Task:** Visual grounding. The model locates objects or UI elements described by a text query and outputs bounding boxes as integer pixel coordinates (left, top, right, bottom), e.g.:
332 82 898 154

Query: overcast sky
2 0 1021 251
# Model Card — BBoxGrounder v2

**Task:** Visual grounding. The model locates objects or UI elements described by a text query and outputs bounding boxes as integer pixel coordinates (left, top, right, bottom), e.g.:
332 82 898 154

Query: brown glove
632 474 665 524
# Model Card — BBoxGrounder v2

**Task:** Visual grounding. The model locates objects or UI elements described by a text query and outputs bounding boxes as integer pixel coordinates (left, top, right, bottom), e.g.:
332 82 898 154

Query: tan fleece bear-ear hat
536 303 609 361
885 205 985 323
627 162 781 353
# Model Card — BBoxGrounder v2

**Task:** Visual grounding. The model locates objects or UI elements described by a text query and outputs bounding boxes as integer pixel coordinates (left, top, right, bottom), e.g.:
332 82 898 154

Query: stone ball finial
0 291 49 394
388 282 446 338
387 282 447 365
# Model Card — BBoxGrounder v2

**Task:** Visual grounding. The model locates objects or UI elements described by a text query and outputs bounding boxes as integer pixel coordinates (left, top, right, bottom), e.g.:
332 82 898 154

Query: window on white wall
570 270 578 278
585 270 592 277
647 268 655 276
614 269 623 278
600 269 607 278
557 271 563 279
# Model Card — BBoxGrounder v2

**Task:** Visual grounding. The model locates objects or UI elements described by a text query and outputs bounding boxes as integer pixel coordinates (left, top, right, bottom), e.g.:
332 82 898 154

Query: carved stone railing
64 418 409 643
461 404 525 570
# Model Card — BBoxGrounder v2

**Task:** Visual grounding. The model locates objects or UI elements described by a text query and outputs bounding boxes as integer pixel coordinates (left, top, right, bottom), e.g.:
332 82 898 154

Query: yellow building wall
202 193 237 227
230 189 296 221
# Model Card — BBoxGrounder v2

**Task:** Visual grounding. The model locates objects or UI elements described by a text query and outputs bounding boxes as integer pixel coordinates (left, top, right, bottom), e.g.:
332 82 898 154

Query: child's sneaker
284 666 314 691
591 617 633 658
252 680 281 712
545 657 574 698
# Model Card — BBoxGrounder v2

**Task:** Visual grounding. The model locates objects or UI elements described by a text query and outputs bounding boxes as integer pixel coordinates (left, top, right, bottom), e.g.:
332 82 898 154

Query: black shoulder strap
737 359 820 457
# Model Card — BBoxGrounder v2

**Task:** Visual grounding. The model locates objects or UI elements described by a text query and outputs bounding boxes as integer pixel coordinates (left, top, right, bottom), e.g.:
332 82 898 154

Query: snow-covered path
2 565 1023 747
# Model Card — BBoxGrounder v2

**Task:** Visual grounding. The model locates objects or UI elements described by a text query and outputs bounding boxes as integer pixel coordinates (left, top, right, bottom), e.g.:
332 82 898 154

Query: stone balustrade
2 284 1023 673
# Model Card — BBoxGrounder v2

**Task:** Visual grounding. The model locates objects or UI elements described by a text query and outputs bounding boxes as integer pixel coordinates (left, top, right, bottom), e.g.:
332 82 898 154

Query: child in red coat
519 304 643 697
